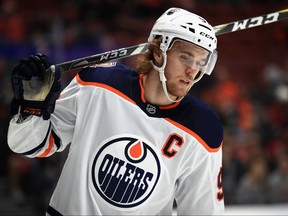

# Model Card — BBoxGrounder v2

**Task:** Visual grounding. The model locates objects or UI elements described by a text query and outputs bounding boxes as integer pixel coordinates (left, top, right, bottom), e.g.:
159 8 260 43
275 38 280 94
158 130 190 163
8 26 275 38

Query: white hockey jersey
8 62 224 215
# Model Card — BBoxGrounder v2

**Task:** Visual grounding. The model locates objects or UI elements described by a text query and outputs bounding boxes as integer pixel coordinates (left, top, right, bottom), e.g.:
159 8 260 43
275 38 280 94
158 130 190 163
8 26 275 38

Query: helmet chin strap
151 51 183 103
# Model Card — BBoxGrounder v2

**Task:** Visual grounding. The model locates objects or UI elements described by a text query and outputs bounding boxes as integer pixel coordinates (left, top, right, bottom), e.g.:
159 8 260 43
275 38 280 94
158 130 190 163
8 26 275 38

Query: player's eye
179 54 190 62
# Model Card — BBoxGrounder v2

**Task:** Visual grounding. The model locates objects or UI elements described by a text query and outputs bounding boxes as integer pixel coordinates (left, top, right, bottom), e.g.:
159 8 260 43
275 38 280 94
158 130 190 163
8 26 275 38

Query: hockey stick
57 8 288 73
213 8 288 35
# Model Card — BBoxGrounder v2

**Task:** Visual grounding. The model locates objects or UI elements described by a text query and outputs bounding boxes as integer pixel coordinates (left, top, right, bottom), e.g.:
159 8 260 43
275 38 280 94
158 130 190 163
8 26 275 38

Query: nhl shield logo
146 104 156 114
91 136 161 208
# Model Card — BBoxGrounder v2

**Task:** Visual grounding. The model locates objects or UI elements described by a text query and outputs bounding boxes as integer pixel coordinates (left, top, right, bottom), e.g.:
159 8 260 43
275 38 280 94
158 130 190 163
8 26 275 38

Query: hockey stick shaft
213 8 288 35
57 43 148 73
57 8 288 73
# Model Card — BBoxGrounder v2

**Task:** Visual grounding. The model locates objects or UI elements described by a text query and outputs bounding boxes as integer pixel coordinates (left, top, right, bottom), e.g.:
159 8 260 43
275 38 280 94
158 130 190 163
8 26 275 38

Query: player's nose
185 65 198 78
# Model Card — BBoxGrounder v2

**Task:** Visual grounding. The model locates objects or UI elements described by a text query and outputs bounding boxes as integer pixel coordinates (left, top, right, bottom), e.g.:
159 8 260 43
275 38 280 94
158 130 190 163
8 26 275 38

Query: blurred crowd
0 0 288 214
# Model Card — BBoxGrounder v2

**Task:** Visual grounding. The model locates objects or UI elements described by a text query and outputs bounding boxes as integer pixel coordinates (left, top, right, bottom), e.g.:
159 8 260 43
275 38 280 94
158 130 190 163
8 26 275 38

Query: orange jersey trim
38 133 54 158
139 74 146 103
76 74 136 105
165 118 223 153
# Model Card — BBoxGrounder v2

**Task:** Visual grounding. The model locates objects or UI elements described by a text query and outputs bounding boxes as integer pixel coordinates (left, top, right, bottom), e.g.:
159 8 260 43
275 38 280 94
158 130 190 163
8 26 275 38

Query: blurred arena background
0 0 288 215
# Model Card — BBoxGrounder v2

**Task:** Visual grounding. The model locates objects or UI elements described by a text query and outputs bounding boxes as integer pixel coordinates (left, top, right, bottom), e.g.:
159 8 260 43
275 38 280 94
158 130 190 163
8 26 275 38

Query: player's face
165 40 209 98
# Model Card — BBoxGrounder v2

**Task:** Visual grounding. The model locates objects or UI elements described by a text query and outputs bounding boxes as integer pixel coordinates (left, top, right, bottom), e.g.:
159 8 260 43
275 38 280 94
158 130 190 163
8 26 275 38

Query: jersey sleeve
8 115 60 157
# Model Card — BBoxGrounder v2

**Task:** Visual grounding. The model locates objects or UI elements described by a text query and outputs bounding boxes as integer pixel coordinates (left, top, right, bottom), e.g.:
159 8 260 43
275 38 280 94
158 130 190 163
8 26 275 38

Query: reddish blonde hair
135 37 161 75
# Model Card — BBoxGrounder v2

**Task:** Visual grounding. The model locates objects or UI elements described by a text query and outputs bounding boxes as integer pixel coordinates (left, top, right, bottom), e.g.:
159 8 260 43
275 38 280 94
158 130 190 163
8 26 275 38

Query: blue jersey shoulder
175 95 223 150
77 62 135 93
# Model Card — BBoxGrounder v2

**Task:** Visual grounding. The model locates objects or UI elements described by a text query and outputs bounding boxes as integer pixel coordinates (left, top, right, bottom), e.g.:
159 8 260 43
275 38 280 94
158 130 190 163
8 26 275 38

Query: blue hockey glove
10 53 61 120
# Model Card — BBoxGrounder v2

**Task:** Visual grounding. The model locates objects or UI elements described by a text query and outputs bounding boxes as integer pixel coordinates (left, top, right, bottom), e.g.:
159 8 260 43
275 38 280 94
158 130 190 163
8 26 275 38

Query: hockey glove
10 53 61 120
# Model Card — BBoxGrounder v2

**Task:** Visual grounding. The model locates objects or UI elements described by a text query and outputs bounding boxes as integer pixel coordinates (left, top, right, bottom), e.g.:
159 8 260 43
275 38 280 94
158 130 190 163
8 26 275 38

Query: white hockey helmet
148 7 217 75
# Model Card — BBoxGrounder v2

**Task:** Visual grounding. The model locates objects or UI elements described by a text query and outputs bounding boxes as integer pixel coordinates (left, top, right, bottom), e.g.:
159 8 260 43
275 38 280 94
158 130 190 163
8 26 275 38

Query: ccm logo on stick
232 12 279 31
100 49 128 61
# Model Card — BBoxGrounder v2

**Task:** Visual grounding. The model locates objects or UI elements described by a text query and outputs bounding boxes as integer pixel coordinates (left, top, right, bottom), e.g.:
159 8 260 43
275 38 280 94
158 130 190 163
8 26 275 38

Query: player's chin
170 89 189 98
178 86 191 95
168 85 191 98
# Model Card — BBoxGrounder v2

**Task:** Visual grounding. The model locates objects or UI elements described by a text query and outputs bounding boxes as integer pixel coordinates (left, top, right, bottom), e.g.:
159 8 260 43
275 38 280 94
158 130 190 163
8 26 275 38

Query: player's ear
152 50 164 67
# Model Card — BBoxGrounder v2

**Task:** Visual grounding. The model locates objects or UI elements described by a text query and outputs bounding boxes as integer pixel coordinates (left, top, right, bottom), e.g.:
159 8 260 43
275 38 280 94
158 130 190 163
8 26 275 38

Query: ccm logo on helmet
91 136 161 208
200 32 214 40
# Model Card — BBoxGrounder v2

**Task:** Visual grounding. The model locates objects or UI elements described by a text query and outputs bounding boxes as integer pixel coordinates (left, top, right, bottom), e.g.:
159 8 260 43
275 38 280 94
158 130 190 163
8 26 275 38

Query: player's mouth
179 79 191 86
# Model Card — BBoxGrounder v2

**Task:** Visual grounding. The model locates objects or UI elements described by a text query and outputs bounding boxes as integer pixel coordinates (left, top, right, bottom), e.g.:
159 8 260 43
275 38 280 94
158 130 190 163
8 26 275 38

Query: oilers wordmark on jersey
91 135 161 208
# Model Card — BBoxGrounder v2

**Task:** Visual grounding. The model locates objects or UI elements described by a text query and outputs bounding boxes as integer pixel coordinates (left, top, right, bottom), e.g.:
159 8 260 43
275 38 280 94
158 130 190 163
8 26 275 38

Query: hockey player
8 8 224 215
